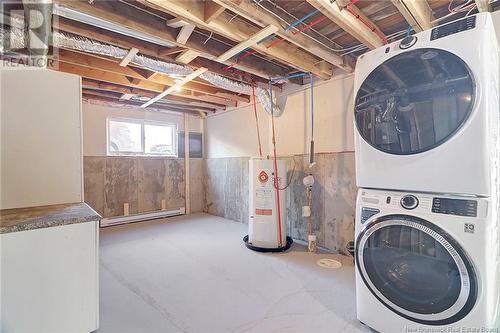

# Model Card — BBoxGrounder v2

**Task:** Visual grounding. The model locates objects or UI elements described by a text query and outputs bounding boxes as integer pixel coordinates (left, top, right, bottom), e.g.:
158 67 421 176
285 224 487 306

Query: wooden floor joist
139 0 334 79
213 0 351 72
55 1 295 80
307 0 385 50
119 47 139 67
391 0 435 32
52 61 236 107
55 48 248 103
215 25 279 62
142 67 208 107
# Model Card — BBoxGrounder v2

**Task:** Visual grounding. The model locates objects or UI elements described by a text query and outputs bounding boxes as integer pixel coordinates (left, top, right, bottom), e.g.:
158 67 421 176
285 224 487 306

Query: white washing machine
355 188 499 331
354 13 499 196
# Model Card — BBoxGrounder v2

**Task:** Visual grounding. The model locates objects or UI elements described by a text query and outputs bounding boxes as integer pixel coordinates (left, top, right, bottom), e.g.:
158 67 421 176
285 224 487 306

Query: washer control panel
430 16 476 41
359 189 487 220
432 197 478 217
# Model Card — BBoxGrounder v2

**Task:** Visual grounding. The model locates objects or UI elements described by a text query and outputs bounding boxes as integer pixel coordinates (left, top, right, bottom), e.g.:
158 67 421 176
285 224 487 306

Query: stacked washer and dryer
353 13 500 331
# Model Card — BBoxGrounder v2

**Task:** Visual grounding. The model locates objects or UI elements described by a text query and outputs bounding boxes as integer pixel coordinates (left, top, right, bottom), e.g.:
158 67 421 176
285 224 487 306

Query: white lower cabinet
0 221 99 332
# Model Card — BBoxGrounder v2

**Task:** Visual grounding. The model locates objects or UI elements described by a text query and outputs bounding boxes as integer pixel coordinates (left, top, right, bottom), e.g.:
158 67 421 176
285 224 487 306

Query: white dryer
355 188 499 331
354 13 499 196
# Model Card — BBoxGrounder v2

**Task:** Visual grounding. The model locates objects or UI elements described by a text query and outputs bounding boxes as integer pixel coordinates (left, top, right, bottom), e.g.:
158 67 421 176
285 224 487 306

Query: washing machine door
356 214 477 325
355 48 475 155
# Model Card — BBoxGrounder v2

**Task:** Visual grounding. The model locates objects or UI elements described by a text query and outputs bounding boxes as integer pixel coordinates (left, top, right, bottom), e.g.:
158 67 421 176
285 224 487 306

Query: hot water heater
244 158 292 252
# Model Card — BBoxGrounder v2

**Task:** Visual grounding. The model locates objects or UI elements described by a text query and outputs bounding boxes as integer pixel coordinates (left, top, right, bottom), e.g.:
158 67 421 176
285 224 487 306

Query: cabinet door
0 221 98 332
1 69 83 209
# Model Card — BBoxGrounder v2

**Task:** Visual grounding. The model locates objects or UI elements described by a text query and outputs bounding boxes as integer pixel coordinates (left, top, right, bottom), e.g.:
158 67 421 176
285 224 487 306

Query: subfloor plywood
98 213 369 333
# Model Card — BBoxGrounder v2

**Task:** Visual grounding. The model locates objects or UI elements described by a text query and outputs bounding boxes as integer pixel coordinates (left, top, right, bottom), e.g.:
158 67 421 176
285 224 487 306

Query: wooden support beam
119 47 139 67
120 93 135 100
167 17 192 28
54 3 292 80
55 48 244 100
159 46 186 56
475 0 492 12
216 25 278 62
204 0 225 23
139 0 333 79
52 61 236 107
82 79 224 110
167 17 196 44
307 0 384 49
142 67 208 107
83 92 209 115
126 77 142 85
391 0 435 32
213 0 351 72
176 24 195 44
175 49 200 64
54 18 271 84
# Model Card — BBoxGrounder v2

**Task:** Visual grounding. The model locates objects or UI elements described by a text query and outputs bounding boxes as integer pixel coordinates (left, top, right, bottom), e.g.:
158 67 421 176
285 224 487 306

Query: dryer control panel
430 16 476 41
432 197 478 217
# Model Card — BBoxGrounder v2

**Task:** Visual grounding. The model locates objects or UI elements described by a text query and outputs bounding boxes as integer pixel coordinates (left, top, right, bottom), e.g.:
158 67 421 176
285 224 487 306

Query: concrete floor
98 213 370 333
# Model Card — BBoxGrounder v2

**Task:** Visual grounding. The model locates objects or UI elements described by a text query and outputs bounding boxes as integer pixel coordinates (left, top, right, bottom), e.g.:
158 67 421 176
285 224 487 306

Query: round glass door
355 48 475 155
356 215 477 325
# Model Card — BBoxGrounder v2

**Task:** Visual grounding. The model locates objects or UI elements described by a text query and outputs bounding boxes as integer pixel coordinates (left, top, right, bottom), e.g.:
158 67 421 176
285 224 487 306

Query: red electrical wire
225 11 327 70
251 81 263 158
270 110 283 247
293 15 328 35
344 1 388 44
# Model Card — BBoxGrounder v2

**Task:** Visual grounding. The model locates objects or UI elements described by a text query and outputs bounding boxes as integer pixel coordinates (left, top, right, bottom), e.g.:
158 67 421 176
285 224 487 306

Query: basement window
107 117 177 157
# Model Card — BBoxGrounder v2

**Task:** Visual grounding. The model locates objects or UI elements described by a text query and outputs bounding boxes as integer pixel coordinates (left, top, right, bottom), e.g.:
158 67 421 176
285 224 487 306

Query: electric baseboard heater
100 207 185 227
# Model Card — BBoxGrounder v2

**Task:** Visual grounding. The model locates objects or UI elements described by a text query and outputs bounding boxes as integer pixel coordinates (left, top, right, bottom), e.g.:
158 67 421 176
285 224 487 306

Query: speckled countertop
0 203 101 234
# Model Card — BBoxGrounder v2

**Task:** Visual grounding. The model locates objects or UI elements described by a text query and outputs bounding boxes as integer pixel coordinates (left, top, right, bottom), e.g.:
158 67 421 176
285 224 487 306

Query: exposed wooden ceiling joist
55 48 249 103
307 0 385 49
119 47 139 67
139 0 334 79
142 67 208 107
204 0 226 23
212 0 352 72
54 17 271 85
167 18 196 44
50 61 237 107
216 24 279 62
391 0 435 32
82 79 222 111
82 92 208 115
81 88 216 112
175 49 201 64
55 1 293 80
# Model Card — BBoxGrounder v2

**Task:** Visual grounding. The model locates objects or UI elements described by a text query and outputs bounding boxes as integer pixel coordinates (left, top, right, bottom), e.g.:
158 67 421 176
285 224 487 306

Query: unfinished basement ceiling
1 0 495 116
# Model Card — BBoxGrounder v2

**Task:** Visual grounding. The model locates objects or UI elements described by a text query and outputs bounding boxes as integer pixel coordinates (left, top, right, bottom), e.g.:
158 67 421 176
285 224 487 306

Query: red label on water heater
258 170 269 183
256 209 273 215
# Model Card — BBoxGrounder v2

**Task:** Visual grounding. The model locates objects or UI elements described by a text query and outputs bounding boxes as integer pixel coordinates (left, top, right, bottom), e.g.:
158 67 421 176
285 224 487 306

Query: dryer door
355 48 475 155
356 214 477 325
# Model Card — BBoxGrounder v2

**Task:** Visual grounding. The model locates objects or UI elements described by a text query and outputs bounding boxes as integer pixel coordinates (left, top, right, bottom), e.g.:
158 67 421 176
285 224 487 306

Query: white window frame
106 117 178 157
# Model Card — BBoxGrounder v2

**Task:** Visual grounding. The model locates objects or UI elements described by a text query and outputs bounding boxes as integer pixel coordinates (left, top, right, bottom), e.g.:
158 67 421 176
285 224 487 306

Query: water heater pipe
309 72 315 167
269 79 283 247
251 81 263 157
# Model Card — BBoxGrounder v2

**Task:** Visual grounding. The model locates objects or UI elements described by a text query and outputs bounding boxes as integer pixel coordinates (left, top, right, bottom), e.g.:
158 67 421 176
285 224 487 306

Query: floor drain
317 259 342 269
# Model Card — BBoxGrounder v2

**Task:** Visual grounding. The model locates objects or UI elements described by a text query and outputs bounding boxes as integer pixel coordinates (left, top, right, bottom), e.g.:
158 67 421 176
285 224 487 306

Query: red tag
258 170 269 183
256 209 272 215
